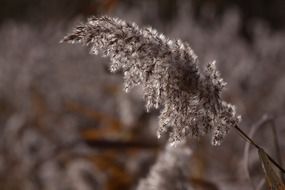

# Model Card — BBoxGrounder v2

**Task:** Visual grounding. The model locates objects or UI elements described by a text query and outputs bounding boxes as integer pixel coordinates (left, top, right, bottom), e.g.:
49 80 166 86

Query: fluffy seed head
62 16 241 145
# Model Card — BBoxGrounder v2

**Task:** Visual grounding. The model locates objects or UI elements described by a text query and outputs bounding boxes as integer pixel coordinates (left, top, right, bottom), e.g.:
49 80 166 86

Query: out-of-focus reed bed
0 1 285 189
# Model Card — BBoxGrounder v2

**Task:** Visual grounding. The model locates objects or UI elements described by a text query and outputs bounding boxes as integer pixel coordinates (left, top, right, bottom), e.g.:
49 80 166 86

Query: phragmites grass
61 16 241 146
137 142 192 190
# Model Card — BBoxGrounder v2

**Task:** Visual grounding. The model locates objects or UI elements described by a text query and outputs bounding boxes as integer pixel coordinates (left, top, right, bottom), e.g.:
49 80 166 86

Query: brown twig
269 119 284 181
234 124 285 174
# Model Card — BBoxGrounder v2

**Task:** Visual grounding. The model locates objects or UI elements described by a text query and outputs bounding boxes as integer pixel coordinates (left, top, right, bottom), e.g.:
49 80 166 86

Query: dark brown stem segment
270 119 284 182
234 125 285 174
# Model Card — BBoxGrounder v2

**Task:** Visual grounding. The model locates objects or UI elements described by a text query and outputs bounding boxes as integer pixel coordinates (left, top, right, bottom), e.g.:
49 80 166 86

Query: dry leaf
258 148 285 190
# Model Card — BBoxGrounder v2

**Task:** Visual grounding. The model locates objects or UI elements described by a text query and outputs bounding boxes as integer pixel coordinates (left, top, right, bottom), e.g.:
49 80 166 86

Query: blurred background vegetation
2 0 285 37
0 0 285 190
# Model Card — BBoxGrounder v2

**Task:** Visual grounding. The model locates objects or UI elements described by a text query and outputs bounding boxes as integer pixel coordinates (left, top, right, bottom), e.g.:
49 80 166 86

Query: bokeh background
1 0 285 189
